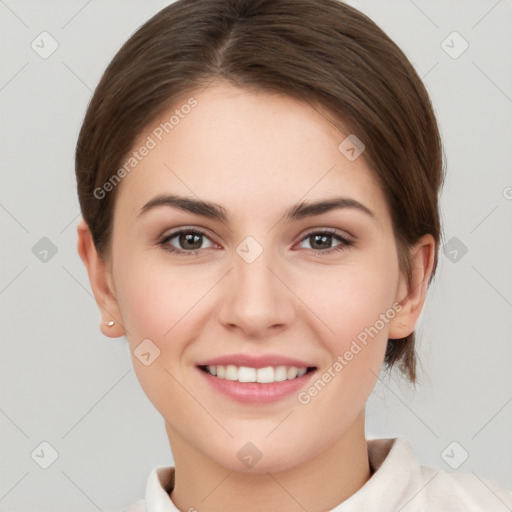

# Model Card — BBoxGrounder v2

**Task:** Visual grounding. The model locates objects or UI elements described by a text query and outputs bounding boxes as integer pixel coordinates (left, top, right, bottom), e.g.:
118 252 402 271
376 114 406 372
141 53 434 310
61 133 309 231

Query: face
95 83 412 473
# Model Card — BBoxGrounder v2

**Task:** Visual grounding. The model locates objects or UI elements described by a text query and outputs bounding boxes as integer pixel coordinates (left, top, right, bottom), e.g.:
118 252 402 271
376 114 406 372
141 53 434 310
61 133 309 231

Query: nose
217 241 296 338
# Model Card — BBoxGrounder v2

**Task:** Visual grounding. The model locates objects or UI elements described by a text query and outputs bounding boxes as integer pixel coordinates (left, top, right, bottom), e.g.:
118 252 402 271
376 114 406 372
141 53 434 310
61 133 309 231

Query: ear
76 219 126 338
388 234 436 339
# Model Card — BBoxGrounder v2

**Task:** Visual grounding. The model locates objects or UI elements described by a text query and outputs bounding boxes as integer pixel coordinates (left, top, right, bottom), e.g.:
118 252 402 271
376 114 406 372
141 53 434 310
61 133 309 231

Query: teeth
287 367 298 379
225 365 238 380
238 366 257 382
274 366 288 382
204 365 311 383
257 367 274 383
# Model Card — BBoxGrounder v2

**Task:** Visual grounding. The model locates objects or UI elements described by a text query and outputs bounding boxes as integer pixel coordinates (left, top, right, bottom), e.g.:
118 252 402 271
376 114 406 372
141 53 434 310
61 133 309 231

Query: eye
158 227 354 257
297 228 354 254
159 228 215 256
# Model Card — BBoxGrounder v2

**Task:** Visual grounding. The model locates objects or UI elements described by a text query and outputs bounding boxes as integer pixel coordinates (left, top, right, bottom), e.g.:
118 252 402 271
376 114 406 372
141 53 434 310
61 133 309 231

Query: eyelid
299 226 354 241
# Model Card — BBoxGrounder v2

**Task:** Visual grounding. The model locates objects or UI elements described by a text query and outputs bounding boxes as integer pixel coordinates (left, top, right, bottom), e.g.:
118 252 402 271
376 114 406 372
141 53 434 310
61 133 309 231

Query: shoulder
365 437 512 511
418 465 512 510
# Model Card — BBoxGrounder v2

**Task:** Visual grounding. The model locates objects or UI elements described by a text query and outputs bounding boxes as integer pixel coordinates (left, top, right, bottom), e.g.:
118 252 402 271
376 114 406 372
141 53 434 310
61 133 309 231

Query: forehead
114 83 391 228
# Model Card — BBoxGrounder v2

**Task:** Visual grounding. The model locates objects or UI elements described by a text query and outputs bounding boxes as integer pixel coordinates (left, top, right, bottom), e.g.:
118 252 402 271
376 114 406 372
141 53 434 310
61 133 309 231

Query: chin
210 442 308 475
231 456 301 475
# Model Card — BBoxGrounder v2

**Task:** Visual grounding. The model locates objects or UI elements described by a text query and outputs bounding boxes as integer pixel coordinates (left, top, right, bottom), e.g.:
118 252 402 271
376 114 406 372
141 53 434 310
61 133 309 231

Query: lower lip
197 367 316 404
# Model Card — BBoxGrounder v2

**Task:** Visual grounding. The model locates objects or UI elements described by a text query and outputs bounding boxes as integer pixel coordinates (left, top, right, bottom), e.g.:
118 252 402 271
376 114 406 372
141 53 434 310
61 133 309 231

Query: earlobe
76 220 126 338
388 234 436 340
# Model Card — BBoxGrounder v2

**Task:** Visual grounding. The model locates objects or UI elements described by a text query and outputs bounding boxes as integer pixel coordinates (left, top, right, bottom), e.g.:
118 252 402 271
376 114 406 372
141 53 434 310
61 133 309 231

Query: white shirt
122 437 512 511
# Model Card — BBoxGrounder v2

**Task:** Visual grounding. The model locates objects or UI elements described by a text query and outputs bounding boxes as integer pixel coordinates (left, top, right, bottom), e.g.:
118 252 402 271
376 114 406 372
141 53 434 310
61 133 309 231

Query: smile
199 364 314 383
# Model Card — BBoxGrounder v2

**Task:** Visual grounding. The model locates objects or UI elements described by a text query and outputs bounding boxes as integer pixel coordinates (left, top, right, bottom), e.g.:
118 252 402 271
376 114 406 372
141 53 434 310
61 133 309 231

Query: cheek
114 259 207 416
115 256 210 342
298 254 399 351
293 270 394 445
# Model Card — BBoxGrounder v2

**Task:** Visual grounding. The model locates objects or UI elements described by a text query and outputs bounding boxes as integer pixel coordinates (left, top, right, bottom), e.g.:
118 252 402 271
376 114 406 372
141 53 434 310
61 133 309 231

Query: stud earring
105 320 115 327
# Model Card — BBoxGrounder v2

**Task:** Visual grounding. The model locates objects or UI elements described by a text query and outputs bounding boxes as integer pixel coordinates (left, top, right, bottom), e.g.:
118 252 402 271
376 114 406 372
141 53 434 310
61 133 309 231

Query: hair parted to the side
75 0 446 384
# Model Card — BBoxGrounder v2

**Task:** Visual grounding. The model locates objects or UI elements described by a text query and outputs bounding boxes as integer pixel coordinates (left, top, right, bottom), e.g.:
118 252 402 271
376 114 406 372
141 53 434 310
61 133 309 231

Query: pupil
312 234 331 250
181 232 201 250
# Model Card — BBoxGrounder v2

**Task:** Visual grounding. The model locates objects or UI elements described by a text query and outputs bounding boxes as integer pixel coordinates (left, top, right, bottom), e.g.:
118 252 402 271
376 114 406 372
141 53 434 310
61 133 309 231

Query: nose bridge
234 234 281 303
218 233 294 334
240 239 274 283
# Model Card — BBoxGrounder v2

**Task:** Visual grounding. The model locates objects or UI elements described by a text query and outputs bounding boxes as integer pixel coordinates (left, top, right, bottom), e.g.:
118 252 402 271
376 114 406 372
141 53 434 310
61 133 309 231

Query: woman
75 0 512 510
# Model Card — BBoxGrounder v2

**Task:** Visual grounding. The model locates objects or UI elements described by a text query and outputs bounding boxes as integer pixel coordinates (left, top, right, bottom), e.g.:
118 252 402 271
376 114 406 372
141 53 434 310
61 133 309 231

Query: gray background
1 0 511 510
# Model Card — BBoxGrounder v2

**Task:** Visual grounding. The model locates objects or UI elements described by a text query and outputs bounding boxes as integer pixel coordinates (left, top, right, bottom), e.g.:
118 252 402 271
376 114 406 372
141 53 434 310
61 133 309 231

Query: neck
167 412 371 512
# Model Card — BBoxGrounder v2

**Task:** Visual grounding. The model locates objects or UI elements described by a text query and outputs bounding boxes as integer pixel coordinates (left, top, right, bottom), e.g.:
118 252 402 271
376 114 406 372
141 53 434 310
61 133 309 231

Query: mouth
195 355 318 404
198 364 317 383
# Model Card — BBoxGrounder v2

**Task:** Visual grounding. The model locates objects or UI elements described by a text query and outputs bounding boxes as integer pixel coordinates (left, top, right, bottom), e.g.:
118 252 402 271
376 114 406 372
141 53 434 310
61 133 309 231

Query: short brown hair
75 0 445 384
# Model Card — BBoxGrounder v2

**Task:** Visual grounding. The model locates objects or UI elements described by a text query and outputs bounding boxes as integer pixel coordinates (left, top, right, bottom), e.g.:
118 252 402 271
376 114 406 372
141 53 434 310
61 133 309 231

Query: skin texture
77 82 435 512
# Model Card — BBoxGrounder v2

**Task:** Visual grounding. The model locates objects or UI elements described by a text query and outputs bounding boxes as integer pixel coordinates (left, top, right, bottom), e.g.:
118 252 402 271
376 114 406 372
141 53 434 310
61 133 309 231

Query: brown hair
75 0 445 384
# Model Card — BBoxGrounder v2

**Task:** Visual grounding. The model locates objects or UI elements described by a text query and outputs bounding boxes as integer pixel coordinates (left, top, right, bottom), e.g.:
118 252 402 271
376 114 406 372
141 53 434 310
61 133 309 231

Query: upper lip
196 353 316 369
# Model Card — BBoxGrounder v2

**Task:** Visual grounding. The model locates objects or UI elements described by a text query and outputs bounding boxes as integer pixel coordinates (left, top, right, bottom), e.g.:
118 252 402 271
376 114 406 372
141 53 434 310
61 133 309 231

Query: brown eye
160 229 215 255
297 229 354 254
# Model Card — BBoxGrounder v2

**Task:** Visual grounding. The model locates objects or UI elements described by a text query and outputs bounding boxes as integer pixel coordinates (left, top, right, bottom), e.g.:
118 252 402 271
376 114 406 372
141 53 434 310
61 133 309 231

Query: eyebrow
138 194 375 222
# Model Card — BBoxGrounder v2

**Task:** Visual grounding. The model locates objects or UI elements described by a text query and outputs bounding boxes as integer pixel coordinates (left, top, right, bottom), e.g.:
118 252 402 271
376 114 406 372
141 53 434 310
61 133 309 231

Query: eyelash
158 227 355 257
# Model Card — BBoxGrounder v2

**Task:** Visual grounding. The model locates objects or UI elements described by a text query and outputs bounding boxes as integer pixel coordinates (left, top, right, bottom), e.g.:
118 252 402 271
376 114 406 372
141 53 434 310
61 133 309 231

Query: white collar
143 437 411 512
